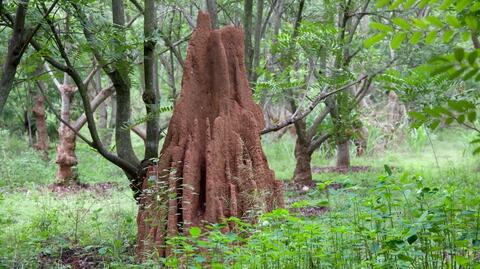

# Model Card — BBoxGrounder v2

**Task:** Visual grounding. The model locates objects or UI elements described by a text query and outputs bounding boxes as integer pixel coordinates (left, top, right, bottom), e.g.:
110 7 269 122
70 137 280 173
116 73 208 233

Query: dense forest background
0 0 479 268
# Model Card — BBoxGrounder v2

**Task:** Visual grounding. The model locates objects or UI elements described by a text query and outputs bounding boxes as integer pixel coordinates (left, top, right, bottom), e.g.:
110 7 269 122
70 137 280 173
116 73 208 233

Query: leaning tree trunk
32 89 49 156
136 13 284 258
55 84 78 184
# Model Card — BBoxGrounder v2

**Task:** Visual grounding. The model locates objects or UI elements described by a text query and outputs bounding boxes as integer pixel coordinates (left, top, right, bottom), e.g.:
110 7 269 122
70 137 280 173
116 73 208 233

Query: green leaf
431 64 454 76
446 15 462 28
448 67 467 79
189 227 202 237
454 48 465 62
364 33 387 48
409 111 427 121
473 147 480 155
426 16 443 28
472 2 480 11
389 0 403 9
429 119 441 130
445 117 454 125
454 256 469 266
476 73 480 81
463 68 478 80
384 164 393 176
391 33 407 49
376 0 390 8
403 0 416 8
465 15 478 30
412 18 429 29
443 30 455 43
456 0 472 12
370 22 394 32
440 0 454 10
425 31 437 44
468 111 477 122
457 114 466 124
393 17 411 30
411 32 423 44
468 50 478 65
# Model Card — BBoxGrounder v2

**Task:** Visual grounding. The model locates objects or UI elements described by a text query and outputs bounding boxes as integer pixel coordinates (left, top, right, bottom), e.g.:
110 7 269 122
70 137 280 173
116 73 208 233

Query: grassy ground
0 128 479 268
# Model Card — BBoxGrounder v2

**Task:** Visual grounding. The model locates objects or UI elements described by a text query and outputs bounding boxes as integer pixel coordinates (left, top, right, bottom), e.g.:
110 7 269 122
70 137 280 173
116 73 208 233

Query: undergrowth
0 128 479 268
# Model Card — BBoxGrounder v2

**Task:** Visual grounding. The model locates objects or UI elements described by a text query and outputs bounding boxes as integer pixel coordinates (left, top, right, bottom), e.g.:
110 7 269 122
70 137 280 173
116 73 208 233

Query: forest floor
0 128 479 268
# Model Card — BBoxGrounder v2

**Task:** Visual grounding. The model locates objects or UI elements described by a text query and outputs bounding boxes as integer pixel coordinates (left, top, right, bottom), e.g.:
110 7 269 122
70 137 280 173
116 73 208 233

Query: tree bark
55 84 78 183
293 136 313 185
32 86 49 156
94 66 108 129
206 0 218 28
0 1 29 115
336 140 350 168
143 0 160 159
111 0 139 168
251 0 264 83
243 0 253 79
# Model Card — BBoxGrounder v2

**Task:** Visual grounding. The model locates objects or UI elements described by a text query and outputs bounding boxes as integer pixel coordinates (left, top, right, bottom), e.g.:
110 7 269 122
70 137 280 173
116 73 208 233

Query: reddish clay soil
136 12 284 258
312 165 371 174
47 182 118 195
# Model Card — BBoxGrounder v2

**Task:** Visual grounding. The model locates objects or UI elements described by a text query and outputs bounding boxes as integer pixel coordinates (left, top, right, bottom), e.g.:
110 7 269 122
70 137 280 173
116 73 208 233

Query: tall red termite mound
136 12 284 257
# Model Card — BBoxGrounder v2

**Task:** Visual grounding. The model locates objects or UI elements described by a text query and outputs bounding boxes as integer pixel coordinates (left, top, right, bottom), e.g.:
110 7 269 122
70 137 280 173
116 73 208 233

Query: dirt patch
290 206 329 217
38 246 104 269
47 182 118 195
312 165 371 174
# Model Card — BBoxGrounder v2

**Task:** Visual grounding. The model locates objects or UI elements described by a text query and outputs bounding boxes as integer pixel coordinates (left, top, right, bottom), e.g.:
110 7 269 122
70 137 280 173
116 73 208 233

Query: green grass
1 128 479 268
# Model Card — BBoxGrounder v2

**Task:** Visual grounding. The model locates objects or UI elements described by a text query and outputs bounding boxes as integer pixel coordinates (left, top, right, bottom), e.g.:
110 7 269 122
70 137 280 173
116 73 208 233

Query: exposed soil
290 206 329 217
312 165 371 174
47 182 119 195
38 246 104 269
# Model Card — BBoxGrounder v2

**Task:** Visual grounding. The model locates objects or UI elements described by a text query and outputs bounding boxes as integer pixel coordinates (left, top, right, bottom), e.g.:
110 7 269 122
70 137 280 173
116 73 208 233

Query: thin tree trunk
0 1 29 115
251 0 264 83
32 86 49 156
244 0 253 79
336 140 350 168
55 84 78 184
293 136 313 186
94 66 108 129
111 0 139 167
206 0 218 28
143 0 160 159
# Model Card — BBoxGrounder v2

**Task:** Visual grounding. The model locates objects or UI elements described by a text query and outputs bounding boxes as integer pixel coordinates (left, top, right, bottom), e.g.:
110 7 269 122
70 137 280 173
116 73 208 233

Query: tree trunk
336 140 350 168
251 0 264 83
243 0 253 79
136 13 284 259
0 1 29 115
55 85 78 184
205 0 218 28
94 67 108 130
32 88 49 156
110 0 139 168
293 138 313 186
143 0 160 159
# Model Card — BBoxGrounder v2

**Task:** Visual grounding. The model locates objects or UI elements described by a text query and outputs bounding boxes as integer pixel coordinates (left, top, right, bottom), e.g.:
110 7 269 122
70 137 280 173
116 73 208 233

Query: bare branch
73 85 114 130
44 62 62 89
